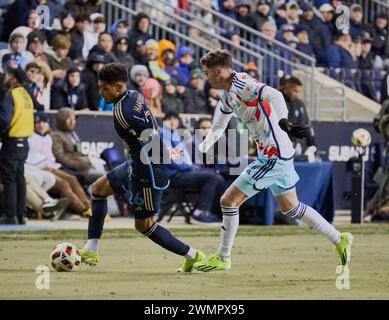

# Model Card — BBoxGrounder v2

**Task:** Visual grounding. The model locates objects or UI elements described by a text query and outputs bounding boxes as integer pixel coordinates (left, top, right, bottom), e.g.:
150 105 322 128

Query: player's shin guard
216 206 239 259
144 222 191 256
87 194 108 240
282 202 341 245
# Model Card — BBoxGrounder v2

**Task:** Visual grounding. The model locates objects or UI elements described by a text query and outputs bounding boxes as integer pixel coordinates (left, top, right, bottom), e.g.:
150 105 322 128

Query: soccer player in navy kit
80 63 205 272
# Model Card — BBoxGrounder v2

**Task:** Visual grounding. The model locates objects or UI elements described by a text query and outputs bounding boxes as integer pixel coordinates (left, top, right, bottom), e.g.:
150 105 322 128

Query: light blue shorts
234 156 300 197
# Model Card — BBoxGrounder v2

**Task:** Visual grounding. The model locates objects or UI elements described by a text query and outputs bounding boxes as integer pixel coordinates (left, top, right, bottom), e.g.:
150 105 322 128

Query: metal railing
354 0 389 28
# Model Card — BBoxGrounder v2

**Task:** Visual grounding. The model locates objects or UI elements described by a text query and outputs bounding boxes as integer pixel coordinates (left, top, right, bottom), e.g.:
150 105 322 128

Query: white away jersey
218 72 295 160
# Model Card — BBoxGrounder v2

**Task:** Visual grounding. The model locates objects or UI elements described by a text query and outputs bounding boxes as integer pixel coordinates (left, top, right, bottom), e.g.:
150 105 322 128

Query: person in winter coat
65 0 103 17
51 66 88 110
176 46 194 86
366 12 389 60
127 12 151 52
88 32 116 63
45 34 73 82
111 33 135 70
326 33 357 68
162 78 185 114
184 68 211 115
250 0 273 31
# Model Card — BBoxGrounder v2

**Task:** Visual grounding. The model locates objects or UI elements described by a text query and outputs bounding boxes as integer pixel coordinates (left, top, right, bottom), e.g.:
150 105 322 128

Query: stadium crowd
0 0 387 225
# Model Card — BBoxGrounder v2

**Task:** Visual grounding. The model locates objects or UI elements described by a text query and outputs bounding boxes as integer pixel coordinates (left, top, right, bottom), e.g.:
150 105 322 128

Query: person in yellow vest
0 66 34 225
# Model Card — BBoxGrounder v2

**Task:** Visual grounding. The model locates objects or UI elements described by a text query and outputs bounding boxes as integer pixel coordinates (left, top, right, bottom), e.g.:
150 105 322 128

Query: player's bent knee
91 175 111 198
135 216 157 234
220 193 239 208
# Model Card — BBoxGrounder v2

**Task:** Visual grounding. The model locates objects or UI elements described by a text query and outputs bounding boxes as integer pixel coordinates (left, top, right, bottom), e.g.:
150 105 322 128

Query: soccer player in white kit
193 50 353 272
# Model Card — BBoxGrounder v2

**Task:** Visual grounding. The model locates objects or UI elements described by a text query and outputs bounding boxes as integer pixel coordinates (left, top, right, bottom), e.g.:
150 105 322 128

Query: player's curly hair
98 63 128 84
200 50 232 69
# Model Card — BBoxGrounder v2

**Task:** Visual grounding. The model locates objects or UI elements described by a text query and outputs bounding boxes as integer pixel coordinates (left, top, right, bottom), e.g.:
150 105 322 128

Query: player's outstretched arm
199 102 232 153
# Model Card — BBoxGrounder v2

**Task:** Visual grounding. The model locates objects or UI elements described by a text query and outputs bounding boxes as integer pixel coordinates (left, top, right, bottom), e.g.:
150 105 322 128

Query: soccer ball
351 128 371 147
50 243 81 272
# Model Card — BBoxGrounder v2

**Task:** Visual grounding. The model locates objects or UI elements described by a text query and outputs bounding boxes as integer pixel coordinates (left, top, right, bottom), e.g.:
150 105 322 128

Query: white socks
283 202 341 245
85 239 100 253
216 206 239 259
185 247 197 260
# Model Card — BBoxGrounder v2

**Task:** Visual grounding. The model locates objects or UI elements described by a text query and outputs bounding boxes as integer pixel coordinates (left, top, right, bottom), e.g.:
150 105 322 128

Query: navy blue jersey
113 89 169 190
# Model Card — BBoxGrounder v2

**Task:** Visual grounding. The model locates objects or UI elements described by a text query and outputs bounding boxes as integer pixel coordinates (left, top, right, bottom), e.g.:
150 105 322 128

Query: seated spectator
218 0 237 29
294 25 315 60
286 1 300 25
326 32 357 68
142 78 163 117
349 4 365 42
244 61 259 80
184 68 211 114
110 34 133 68
277 24 298 49
300 2 332 66
146 39 171 82
65 0 103 17
162 78 185 114
366 12 389 61
176 46 194 86
26 30 49 66
51 107 105 184
128 12 151 51
25 174 69 220
89 13 106 44
88 32 116 63
48 12 75 46
69 14 95 61
129 38 148 66
82 53 106 110
128 64 149 91
236 0 256 30
160 111 224 222
111 19 129 35
158 39 177 79
25 61 52 111
27 111 93 217
251 0 273 31
26 10 41 32
358 34 383 70
51 66 88 110
0 33 34 73
280 77 317 158
45 35 73 82
274 3 287 29
319 4 335 36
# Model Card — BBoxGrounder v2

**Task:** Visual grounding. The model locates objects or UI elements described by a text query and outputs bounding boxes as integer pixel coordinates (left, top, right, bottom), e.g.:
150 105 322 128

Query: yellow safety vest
8 86 34 138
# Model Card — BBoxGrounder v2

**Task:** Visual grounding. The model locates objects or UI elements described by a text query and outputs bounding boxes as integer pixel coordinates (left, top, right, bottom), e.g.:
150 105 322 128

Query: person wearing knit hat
146 39 171 82
129 64 150 91
176 46 194 86
111 33 135 71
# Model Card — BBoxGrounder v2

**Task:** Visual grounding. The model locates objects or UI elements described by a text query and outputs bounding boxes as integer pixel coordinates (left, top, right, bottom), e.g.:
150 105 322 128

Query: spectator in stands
294 25 314 60
280 76 316 156
65 0 103 17
349 4 365 42
277 24 298 49
27 111 92 217
218 0 237 29
82 52 105 110
89 13 106 44
111 19 129 35
160 111 223 222
129 39 148 66
158 39 177 79
111 34 135 71
367 12 389 60
146 39 171 82
25 61 52 111
26 30 49 65
326 32 357 68
381 70 389 104
128 12 151 51
236 0 256 30
26 10 41 31
244 61 259 79
319 3 335 37
184 68 211 114
176 46 194 86
48 12 75 46
69 14 95 61
300 2 332 66
88 32 116 64
358 34 383 70
274 3 287 29
142 77 163 116
51 66 88 110
162 78 185 114
0 33 34 73
128 64 149 91
51 107 104 184
285 1 300 25
45 34 73 82
251 0 273 31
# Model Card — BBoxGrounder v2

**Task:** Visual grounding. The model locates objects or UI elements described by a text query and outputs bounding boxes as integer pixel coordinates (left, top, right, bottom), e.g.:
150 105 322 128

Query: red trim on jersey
261 101 272 117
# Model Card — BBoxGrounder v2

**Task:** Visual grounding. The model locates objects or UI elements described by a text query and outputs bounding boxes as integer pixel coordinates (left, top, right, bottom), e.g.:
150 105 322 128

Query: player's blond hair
200 50 232 69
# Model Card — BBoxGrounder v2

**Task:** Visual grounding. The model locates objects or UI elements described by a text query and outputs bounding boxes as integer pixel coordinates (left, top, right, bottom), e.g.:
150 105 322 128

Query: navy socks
88 196 108 239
